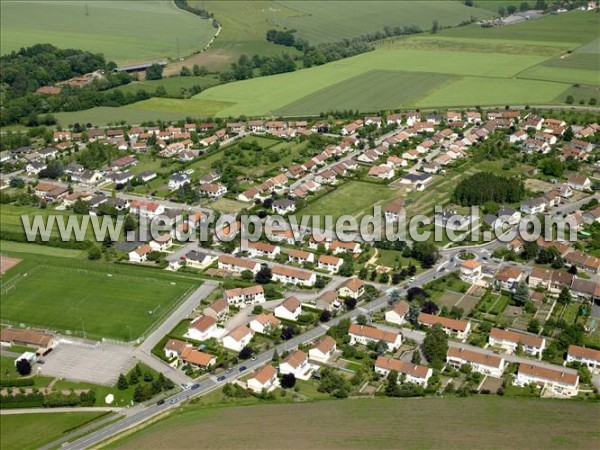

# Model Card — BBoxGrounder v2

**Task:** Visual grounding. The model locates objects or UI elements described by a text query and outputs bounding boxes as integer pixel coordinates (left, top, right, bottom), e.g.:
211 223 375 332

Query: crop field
300 181 397 225
51 10 600 126
0 0 216 65
1 412 107 450
0 252 200 341
112 397 600 449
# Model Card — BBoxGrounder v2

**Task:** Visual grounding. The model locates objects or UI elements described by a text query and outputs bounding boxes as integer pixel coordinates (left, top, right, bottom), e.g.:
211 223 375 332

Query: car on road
225 368 233 374
409 277 416 283
239 366 247 372
170 399 177 404
251 356 257 361
191 383 200 390
157 399 165 405
438 267 445 272
483 256 488 260
181 382 193 390
217 376 226 382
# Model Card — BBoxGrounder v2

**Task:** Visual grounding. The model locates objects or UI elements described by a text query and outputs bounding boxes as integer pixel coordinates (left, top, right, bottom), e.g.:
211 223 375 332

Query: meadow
0 0 215 65
300 181 397 225
108 76 221 98
0 252 200 341
111 397 600 449
1 412 107 450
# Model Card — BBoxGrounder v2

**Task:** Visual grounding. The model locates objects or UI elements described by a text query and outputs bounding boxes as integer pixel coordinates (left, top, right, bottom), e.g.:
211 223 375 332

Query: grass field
111 397 600 449
1 412 107 450
0 252 199 340
108 76 221 98
0 0 215 65
0 240 85 258
300 181 397 225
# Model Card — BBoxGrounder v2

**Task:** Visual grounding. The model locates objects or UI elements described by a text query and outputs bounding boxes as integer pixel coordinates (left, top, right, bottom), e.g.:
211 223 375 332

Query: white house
274 297 302 321
279 350 313 380
249 313 281 334
374 356 432 386
308 336 337 363
348 324 402 352
459 259 482 283
223 285 265 306
515 363 579 397
446 347 505 378
567 345 600 374
186 315 218 342
317 254 344 273
184 251 216 270
567 174 592 191
149 234 173 252
128 243 152 262
489 328 546 357
337 277 364 299
168 173 190 190
272 199 296 215
221 325 254 352
245 241 281 259
271 266 316 287
218 255 261 274
246 364 279 393
385 301 409 326
418 313 471 340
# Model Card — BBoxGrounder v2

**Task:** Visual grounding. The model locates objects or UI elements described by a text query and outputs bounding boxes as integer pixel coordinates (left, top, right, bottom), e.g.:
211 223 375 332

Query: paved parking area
40 342 136 385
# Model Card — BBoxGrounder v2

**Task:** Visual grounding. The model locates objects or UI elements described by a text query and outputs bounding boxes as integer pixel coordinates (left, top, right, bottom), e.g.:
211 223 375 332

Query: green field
300 181 397 225
0 252 199 340
111 397 600 449
0 412 107 450
108 76 221 98
0 240 86 258
1 0 216 64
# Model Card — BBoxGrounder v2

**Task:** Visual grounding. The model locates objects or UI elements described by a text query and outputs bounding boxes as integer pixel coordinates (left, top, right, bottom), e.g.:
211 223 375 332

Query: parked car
191 383 200 390
217 376 226 382
239 366 247 372
157 399 165 405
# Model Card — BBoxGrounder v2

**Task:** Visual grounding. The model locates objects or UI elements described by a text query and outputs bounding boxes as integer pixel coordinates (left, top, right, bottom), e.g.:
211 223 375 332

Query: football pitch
0 252 200 341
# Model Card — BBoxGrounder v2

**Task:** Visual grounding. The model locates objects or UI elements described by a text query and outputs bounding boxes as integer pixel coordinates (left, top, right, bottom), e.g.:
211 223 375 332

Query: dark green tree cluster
422 324 448 370
452 172 524 206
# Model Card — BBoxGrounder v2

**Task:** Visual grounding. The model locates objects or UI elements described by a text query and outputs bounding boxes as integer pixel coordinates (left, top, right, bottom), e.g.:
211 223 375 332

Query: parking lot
40 341 136 386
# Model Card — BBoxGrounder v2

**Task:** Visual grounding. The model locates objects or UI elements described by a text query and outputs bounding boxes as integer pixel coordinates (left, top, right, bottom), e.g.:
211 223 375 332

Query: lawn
300 181 397 225
0 252 200 341
0 412 107 450
0 241 86 258
0 0 216 65
210 198 248 214
375 248 422 273
111 397 600 449
275 70 457 116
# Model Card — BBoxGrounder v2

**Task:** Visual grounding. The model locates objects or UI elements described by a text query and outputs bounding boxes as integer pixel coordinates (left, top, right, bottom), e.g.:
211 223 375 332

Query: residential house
385 301 410 326
168 173 190 190
384 198 406 222
271 266 316 287
274 297 302 321
223 285 265 306
316 290 341 311
330 241 361 255
368 165 394 180
520 197 547 215
567 345 600 374
217 255 261 274
245 241 280 259
418 313 471 340
489 328 546 357
337 277 364 299
567 174 591 191
446 347 505 378
247 364 279 393
515 363 578 397
203 299 229 321
348 324 402 352
272 199 296 215
149 234 173 252
199 183 227 199
222 325 254 352
494 266 523 292
374 356 432 386
164 339 216 369
308 336 337 362
288 249 314 265
249 313 281 334
184 251 216 270
279 350 313 380
459 260 482 283
318 254 344 273
128 243 152 262
186 315 218 342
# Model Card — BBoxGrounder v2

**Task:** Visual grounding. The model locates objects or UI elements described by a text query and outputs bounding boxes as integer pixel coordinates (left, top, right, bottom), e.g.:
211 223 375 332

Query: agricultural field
0 252 200 341
0 0 216 65
111 397 600 449
1 412 107 450
300 181 397 225
108 76 221 98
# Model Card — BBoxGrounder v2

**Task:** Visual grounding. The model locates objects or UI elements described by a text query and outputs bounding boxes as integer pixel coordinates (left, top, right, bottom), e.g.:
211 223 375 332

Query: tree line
452 172 525 206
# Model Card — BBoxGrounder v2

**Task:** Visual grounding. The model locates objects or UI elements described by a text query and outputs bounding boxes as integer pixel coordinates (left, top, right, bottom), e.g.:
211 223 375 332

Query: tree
507 5 517 14
145 64 164 80
421 300 439 315
15 358 32 376
356 314 367 325
563 126 574 141
338 260 354 277
566 95 574 104
319 310 332 322
498 6 507 16
513 282 530 306
255 266 272 284
88 245 102 260
281 373 296 389
128 370 139 385
422 324 448 369
527 318 541 334
557 286 571 305
411 350 422 364
124 214 137 233
239 346 253 360
179 66 191 76
344 297 357 310
407 287 429 302
117 373 129 390
431 19 439 34
241 270 254 281
520 2 530 11
385 370 399 396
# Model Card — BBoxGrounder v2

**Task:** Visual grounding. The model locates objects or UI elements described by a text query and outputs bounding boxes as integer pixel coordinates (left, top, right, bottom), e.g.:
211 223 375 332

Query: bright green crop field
1 0 216 64
0 252 200 341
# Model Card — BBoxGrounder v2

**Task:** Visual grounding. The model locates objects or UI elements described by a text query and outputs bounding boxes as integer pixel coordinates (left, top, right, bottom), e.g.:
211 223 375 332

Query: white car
409 277 416 283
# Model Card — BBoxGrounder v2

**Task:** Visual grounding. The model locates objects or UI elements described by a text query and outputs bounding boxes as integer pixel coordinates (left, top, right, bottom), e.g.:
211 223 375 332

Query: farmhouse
489 328 545 357
515 363 579 397
271 266 316 287
348 324 402 352
418 313 471 340
247 364 279 393
274 296 302 321
279 350 313 380
446 347 505 378
186 315 219 342
249 313 281 334
222 326 254 352
223 285 265 306
385 301 409 326
217 255 261 274
567 345 600 373
308 336 337 362
374 356 432 386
